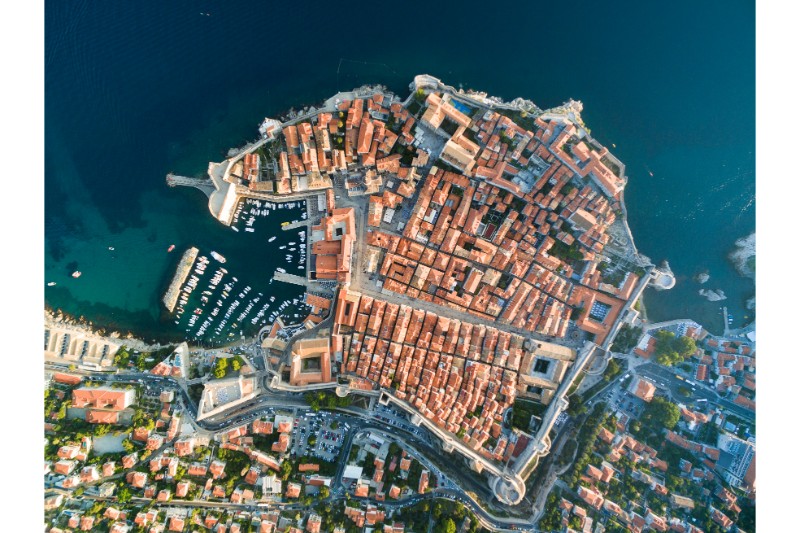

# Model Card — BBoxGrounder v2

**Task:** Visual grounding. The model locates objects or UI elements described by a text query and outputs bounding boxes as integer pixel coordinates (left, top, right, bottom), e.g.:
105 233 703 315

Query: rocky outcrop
729 233 755 279
694 271 710 284
699 288 727 302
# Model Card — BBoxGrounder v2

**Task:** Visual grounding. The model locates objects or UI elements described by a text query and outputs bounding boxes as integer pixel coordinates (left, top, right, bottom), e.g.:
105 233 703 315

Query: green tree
641 397 680 431
603 358 621 382
654 330 696 366
319 486 330 498
280 461 292 481
121 439 134 453
567 395 587 416
231 358 242 372
117 487 132 503
213 357 228 379
434 518 457 533
675 335 697 357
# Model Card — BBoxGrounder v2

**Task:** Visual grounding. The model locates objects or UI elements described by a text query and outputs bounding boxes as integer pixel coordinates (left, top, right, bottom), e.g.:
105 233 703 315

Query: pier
281 219 310 231
166 173 216 197
272 271 310 288
723 305 730 336
162 247 199 312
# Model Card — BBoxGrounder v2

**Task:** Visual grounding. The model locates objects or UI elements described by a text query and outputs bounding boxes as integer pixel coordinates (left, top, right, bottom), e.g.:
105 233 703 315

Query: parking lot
373 405 433 444
605 385 646 419
291 412 347 461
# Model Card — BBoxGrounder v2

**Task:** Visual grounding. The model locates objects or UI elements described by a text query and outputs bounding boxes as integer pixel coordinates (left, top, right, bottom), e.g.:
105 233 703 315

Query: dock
723 305 730 336
162 247 199 312
281 219 310 231
272 271 310 288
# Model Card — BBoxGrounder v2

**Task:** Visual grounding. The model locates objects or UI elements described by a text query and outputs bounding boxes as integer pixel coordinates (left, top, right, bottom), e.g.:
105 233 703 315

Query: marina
162 197 313 344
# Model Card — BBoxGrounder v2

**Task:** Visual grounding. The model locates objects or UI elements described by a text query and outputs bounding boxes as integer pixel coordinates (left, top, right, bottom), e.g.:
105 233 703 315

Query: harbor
161 197 313 345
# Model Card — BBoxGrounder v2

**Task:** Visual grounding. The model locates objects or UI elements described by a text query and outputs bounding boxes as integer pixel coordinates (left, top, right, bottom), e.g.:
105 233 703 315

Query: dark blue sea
45 0 755 341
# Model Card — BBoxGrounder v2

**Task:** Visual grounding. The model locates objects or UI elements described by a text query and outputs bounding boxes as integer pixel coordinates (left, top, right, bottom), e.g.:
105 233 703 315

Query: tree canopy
640 397 680 431
654 330 696 366
213 357 228 379
434 518 457 533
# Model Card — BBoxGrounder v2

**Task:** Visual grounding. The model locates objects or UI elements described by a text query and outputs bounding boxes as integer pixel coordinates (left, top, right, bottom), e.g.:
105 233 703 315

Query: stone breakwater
162 247 199 312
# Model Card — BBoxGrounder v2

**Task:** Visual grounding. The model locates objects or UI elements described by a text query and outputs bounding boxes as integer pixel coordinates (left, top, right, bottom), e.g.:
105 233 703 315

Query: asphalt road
635 363 755 422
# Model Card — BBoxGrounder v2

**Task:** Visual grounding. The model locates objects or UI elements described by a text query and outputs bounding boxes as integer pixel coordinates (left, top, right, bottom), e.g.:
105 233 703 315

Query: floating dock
162 247 199 312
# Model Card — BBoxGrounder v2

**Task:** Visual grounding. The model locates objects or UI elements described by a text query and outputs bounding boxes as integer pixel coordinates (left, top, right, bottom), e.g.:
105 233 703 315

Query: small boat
71 271 82 278
210 251 227 263
281 221 290 227
47 282 56 287
168 244 176 252
108 246 115 251
232 226 239 232
268 236 277 243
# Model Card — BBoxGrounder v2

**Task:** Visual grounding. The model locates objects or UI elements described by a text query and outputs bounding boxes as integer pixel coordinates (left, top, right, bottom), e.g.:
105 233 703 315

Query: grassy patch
510 399 547 432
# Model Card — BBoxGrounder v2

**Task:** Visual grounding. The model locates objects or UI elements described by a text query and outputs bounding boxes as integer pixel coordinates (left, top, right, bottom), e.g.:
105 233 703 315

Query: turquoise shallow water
45 0 754 340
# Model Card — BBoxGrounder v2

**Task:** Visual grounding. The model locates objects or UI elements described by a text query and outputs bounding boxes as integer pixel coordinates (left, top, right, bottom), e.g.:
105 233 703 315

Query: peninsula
164 75 672 505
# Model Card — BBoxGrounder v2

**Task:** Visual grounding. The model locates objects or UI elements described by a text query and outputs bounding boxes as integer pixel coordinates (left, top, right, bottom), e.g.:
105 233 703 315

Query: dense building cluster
538 392 755 533
238 93 425 195
364 108 640 345
332 287 574 457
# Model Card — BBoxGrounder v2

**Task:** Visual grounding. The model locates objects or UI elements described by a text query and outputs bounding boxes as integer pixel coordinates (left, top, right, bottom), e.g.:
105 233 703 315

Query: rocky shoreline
45 309 163 353
729 232 755 279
